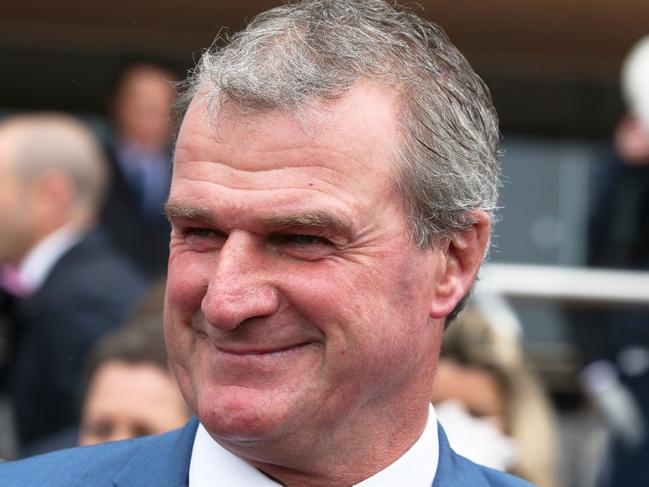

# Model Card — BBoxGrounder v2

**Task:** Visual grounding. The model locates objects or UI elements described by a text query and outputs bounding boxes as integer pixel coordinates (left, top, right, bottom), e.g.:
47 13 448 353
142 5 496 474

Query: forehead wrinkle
175 159 347 178
172 162 368 206
173 173 355 201
177 123 391 176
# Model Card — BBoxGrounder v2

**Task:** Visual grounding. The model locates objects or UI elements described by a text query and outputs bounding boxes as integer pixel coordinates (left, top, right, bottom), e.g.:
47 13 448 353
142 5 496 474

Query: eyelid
169 218 221 236
174 222 228 243
169 217 194 233
271 231 334 244
185 227 221 237
286 234 332 245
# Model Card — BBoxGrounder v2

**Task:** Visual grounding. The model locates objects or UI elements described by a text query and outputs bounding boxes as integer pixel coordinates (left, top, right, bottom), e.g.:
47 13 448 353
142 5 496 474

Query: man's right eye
182 227 226 251
186 227 220 238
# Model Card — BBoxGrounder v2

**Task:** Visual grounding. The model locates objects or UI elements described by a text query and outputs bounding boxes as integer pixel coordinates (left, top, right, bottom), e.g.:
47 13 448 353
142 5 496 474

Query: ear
429 210 491 319
31 170 75 223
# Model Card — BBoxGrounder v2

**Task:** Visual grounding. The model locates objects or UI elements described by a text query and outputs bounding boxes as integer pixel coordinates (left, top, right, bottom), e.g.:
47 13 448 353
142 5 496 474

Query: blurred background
1 0 643 134
1 1 649 486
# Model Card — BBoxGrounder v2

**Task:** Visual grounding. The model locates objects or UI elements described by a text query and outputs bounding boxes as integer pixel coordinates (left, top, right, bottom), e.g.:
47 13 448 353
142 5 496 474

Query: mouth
214 342 314 357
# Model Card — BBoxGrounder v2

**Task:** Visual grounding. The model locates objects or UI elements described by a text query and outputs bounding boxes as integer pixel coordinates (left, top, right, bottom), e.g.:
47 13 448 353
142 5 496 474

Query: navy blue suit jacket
0 418 534 486
3 230 147 449
99 144 171 280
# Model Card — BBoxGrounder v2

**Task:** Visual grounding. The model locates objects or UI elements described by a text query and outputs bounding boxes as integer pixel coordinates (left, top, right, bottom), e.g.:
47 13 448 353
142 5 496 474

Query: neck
243 400 431 487
23 213 90 262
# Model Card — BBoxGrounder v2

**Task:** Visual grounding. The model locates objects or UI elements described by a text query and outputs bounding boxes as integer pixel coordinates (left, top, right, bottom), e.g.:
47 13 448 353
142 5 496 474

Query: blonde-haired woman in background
432 299 559 487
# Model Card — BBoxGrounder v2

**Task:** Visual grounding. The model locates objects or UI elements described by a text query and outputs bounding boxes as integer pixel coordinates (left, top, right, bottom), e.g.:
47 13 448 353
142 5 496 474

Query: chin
195 386 292 445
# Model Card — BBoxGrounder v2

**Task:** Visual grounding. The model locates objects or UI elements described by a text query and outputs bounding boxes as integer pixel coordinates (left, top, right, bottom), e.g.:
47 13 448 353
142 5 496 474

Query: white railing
477 263 649 306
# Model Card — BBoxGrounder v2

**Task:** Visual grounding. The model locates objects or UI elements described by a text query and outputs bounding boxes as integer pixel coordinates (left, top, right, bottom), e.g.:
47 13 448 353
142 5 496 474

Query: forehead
176 81 402 174
171 81 405 223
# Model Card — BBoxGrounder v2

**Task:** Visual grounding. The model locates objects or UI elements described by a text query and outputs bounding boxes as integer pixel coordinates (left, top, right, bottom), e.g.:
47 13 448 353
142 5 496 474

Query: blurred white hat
622 35 649 131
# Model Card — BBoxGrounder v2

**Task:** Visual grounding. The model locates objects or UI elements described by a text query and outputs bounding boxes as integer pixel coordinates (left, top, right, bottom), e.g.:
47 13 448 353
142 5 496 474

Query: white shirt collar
189 405 439 487
19 224 83 292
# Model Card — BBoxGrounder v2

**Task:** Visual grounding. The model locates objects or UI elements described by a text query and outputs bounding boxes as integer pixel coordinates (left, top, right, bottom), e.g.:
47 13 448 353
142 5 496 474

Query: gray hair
180 0 499 247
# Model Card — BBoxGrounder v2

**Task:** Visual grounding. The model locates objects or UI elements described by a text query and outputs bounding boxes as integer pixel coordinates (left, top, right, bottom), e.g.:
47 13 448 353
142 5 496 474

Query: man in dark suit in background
99 63 177 280
0 1 532 484
0 114 147 454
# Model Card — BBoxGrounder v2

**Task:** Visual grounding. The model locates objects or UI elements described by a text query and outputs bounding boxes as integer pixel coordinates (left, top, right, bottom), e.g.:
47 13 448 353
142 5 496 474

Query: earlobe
429 211 491 319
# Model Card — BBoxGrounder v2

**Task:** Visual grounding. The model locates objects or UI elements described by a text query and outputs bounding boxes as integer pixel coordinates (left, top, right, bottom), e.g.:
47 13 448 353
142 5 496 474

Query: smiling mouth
214 342 313 356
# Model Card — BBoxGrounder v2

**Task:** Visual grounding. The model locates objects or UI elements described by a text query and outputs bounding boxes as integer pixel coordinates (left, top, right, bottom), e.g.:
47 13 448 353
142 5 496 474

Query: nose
201 231 279 331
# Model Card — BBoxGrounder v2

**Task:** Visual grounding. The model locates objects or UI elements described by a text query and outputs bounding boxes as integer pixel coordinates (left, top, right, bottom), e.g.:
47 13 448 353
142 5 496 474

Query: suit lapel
432 423 489 486
113 418 199 487
112 419 493 487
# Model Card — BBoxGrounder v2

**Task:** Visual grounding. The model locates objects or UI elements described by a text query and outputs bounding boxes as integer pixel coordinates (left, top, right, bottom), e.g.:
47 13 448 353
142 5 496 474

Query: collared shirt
189 405 439 487
18 224 83 293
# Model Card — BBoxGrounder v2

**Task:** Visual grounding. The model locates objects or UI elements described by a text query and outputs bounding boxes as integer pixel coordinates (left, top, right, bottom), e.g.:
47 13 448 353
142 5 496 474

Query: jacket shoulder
435 424 535 486
0 419 198 487
457 454 536 486
0 437 146 487
479 465 535 486
0 430 176 487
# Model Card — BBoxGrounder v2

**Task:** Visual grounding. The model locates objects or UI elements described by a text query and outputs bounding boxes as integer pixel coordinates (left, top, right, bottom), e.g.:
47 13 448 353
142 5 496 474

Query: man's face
113 67 175 150
165 82 451 455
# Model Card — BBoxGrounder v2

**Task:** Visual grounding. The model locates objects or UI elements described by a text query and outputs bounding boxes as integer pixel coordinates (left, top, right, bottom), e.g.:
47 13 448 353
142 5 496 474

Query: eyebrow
164 202 213 221
164 202 352 238
262 212 353 238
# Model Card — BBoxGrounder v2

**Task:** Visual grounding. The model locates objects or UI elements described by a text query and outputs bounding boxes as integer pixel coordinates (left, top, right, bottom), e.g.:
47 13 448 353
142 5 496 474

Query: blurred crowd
567 35 649 487
0 62 176 456
0 32 648 487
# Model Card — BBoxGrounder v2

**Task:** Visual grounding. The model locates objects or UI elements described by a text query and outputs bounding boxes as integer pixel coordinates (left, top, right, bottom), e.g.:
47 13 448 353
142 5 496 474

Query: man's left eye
284 234 331 246
273 234 335 259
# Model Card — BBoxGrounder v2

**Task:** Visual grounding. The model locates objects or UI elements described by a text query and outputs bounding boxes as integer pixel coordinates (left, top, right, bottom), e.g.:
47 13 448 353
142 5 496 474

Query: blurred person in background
22 278 170 455
99 62 177 280
571 35 649 486
79 312 189 446
432 302 558 487
0 114 147 455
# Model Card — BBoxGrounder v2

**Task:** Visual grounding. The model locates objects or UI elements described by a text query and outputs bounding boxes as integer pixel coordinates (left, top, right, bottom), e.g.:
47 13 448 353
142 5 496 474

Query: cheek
281 260 398 355
346 252 440 362
166 245 212 311
164 249 212 405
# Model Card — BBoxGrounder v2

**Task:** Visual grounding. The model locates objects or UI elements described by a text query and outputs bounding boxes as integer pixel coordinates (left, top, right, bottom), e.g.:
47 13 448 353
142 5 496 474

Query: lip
214 342 313 356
